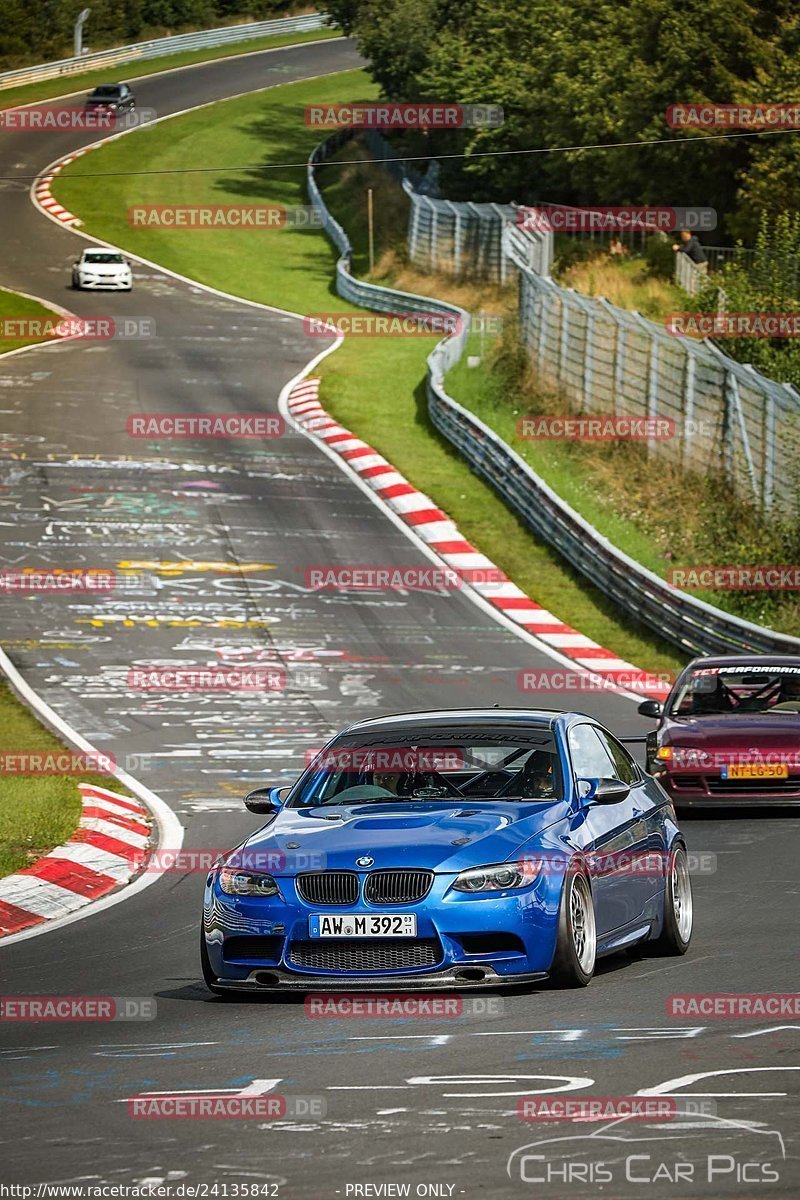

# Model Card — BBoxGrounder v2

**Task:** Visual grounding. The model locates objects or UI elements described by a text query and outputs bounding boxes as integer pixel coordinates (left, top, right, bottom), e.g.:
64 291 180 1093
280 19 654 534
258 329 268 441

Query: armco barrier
307 133 800 657
0 13 332 91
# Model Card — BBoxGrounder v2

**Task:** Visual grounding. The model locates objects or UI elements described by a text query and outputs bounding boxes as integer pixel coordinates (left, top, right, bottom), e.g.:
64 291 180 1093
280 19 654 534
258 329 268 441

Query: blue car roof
339 708 580 736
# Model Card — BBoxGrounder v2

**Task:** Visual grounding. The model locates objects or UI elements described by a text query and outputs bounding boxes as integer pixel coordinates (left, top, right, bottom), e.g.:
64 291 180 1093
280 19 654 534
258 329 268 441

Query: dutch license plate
309 913 417 938
721 763 789 780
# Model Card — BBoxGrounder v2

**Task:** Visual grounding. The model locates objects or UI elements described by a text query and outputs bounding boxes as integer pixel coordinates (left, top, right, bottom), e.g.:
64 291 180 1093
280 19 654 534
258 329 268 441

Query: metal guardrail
307 133 800 657
0 12 331 91
503 225 800 516
674 250 707 295
425 389 800 656
308 133 471 363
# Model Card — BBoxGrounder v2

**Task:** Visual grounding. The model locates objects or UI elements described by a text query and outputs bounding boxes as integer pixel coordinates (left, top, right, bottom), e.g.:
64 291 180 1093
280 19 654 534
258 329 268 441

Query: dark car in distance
84 83 135 113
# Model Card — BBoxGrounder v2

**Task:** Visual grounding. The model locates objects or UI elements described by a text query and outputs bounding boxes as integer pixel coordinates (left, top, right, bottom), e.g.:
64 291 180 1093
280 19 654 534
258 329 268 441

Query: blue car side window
595 730 639 785
567 724 617 781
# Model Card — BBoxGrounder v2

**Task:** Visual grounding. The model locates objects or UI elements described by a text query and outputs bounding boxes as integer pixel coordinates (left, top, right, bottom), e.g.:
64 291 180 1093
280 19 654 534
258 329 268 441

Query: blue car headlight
219 867 281 898
452 861 541 893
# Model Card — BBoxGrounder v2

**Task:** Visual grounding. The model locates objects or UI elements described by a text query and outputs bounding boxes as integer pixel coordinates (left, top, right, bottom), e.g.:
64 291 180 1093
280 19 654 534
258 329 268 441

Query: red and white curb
287 378 669 700
0 784 152 938
33 147 95 225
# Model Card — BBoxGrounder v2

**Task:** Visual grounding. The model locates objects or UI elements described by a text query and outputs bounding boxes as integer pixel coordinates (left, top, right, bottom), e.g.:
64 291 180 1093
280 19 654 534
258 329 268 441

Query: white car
71 249 132 291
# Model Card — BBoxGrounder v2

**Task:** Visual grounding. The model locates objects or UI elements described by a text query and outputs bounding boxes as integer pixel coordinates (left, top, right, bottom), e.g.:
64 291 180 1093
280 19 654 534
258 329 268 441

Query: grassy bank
53 69 685 673
0 681 128 877
0 286 62 354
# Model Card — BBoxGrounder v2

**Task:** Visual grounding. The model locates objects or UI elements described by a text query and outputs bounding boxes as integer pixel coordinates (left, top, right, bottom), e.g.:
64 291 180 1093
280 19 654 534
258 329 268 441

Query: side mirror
594 778 631 804
638 699 663 719
244 786 285 814
577 777 630 805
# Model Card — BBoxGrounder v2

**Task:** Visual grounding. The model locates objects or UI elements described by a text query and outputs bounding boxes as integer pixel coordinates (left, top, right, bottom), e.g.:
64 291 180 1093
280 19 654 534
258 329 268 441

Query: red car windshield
670 666 800 716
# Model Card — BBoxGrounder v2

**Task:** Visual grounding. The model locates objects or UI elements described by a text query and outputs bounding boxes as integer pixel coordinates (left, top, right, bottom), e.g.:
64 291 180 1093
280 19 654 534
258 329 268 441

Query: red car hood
663 713 800 749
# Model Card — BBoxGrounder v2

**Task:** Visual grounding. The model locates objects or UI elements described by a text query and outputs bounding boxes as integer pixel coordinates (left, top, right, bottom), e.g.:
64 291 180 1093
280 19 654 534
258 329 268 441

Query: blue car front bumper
203 869 561 991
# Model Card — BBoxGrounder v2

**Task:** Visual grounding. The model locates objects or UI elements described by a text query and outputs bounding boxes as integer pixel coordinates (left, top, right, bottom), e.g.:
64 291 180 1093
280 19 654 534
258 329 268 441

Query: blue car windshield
289 728 562 807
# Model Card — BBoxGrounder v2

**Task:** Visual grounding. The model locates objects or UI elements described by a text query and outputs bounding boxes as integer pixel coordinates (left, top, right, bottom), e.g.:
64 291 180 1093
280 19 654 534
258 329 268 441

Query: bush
642 234 674 280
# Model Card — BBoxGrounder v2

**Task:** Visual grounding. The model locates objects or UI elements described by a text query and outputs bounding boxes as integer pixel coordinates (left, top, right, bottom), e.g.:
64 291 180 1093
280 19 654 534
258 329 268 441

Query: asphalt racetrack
0 35 798 1199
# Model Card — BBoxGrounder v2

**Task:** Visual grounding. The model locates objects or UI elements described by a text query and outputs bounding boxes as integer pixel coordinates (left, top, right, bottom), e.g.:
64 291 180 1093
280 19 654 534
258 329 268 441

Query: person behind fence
672 227 707 274
609 236 627 258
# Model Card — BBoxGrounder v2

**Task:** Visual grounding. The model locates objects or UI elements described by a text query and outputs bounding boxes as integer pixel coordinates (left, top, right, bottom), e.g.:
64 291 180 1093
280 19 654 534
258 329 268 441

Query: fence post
682 348 696 469
584 305 595 410
431 203 439 271
537 277 548 366
763 391 776 513
710 345 758 502
408 192 422 268
559 293 571 388
634 312 660 454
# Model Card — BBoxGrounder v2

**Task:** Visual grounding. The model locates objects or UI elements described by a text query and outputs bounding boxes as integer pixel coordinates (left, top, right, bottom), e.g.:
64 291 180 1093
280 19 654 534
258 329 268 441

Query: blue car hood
239 800 568 874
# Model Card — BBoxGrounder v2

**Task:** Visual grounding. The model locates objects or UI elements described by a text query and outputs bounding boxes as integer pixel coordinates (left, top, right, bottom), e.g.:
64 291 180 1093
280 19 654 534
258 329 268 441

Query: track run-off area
0 35 798 1199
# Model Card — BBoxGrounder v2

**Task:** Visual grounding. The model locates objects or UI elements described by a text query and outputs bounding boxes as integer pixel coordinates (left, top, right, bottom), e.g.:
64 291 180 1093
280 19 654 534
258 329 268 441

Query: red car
638 655 800 807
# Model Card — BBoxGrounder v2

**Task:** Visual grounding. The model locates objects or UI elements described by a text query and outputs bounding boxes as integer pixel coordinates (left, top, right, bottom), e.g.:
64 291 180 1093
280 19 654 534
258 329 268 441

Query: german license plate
721 763 789 780
309 913 417 938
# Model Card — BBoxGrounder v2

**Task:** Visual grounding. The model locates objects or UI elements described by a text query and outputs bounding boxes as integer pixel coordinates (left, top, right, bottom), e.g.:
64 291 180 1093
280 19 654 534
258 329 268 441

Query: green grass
54 69 686 675
0 681 131 878
57 70 376 303
0 286 61 353
446 348 668 576
555 252 686 323
0 27 341 111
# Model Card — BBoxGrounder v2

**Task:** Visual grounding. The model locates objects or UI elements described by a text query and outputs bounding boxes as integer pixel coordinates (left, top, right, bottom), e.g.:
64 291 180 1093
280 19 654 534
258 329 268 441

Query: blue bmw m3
201 708 693 992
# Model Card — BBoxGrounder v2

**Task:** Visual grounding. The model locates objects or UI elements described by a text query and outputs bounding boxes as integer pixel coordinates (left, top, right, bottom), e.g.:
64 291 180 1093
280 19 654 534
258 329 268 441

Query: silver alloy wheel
570 875 596 974
671 847 693 942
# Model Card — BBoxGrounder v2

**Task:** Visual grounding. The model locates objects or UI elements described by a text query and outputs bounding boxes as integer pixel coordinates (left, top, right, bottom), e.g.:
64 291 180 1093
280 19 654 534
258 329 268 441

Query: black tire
649 843 693 955
549 867 596 987
200 927 229 995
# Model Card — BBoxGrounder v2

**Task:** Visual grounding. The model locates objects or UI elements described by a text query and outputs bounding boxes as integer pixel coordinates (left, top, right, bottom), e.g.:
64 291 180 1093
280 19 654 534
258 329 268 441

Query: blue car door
566 723 660 936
